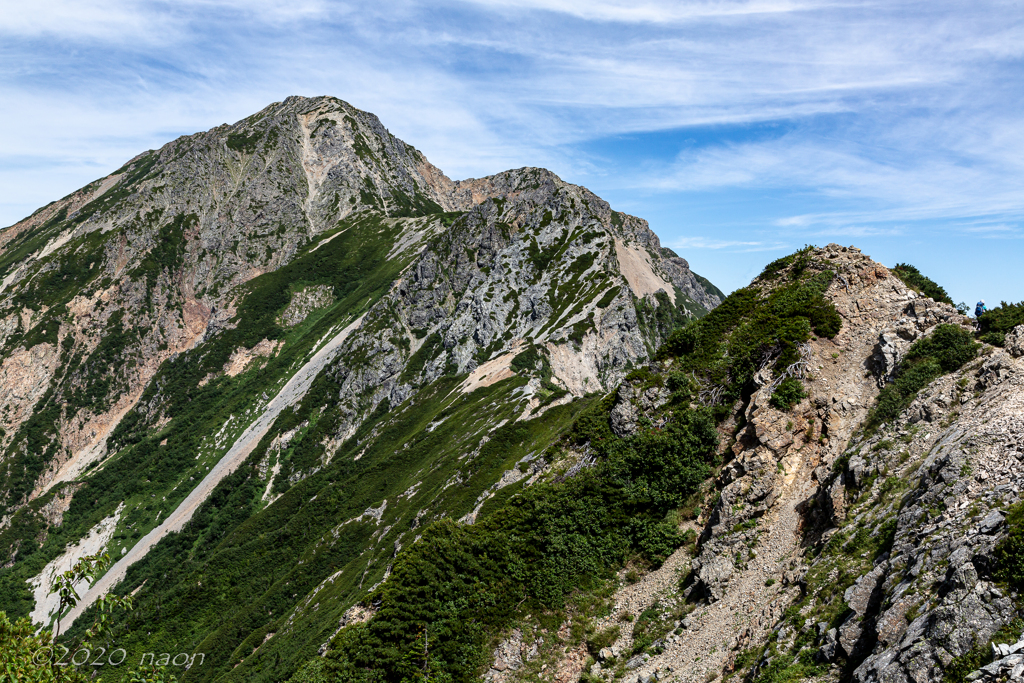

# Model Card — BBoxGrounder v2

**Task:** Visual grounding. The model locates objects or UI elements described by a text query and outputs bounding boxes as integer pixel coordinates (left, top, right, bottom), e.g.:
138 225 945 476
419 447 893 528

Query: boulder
838 617 864 658
610 385 640 436
874 331 906 384
626 653 650 670
691 549 735 602
876 596 914 647
818 628 839 663
844 564 887 617
1006 325 1024 358
979 511 1005 535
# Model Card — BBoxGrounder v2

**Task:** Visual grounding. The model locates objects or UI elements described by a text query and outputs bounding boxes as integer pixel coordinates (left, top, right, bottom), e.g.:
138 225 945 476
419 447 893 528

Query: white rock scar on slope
56 314 366 629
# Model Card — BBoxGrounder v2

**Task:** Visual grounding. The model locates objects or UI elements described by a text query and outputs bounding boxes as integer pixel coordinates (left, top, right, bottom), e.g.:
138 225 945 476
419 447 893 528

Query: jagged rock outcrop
297 167 719 454
558 244 1010 683
675 255 1022 683
822 347 1024 683
610 381 671 437
1006 324 1024 358
686 245 971 607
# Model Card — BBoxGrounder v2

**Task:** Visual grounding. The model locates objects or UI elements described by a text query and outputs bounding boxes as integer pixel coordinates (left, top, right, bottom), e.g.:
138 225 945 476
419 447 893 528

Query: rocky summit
0 96 1022 683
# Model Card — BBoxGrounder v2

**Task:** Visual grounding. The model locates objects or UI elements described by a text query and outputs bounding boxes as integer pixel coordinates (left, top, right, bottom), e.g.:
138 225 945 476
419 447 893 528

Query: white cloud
460 0 823 25
670 237 788 251
1 0 1023 252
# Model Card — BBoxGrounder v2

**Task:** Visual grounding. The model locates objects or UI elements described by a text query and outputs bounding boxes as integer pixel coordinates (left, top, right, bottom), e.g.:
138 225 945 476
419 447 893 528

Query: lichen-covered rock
1005 324 1024 358
279 284 333 327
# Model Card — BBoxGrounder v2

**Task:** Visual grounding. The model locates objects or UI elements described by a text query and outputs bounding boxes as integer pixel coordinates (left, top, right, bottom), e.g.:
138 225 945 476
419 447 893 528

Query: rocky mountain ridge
0 95 722 683
2 96 1020 683
0 95 720 521
441 245 1023 683
554 247 1022 683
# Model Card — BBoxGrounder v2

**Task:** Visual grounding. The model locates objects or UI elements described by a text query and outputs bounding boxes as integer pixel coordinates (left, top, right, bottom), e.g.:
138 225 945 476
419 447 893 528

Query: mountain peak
0 96 730 681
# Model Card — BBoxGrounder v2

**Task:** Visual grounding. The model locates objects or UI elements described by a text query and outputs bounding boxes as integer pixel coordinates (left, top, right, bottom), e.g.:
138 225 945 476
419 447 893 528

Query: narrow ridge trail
595 454 815 683
61 314 366 629
583 248 945 683
659 460 814 683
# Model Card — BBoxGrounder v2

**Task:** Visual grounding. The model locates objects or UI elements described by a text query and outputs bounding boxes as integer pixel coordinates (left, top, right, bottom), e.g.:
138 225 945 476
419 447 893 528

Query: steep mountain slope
271 244 1017 683
456 245 1020 683
0 96 722 680
6 96 1016 683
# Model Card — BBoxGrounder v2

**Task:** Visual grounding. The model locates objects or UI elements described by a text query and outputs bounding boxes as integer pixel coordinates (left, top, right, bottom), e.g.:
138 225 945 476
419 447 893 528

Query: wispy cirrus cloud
671 237 788 251
460 0 819 25
0 0 1021 300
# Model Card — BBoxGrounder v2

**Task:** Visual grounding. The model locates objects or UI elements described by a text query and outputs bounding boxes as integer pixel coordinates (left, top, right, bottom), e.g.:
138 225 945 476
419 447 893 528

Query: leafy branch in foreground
0 552 168 683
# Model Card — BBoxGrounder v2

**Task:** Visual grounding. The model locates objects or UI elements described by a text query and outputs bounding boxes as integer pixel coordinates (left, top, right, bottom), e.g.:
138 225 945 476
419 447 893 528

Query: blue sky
2 0 1022 303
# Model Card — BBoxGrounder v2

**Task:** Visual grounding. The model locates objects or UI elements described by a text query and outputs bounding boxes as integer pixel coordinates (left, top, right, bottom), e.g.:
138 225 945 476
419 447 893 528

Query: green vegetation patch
596 286 621 309
226 130 264 153
945 619 1024 683
130 212 196 288
400 333 444 382
978 302 1024 344
0 213 418 624
510 347 542 374
891 263 954 305
636 291 693 353
995 501 1024 590
769 377 807 411
322 408 719 683
657 249 840 416
54 367 588 683
866 324 978 430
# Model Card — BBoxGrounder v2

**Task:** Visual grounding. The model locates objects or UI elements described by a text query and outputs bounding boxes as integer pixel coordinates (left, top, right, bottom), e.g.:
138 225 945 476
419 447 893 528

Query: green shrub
288 658 330 683
527 238 559 273
978 301 1024 336
586 625 620 655
751 646 824 683
944 619 1024 683
630 605 668 654
891 264 954 305
226 130 263 153
904 324 978 372
323 407 719 683
945 647 989 683
636 291 693 344
511 348 542 374
979 331 1006 347
866 324 978 430
995 502 1024 590
0 611 90 682
596 287 621 308
400 333 444 382
656 251 841 416
769 378 807 411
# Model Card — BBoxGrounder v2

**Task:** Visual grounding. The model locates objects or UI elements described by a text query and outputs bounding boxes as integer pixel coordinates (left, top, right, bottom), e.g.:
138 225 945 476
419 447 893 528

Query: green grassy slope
0 211 440 620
